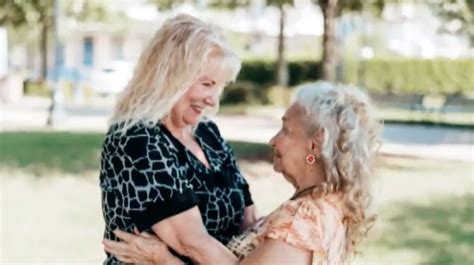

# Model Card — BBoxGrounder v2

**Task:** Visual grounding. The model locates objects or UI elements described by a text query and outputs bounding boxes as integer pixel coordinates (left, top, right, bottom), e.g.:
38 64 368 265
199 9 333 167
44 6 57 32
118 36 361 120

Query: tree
430 0 474 46
0 0 111 80
0 0 28 27
268 0 294 87
158 0 292 86
0 0 53 79
315 0 385 82
213 0 293 87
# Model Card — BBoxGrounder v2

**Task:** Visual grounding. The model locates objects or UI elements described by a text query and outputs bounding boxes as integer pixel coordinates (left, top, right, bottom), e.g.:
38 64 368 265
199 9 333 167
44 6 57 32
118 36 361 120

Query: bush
221 81 259 105
236 59 474 96
24 80 50 97
237 60 321 87
345 59 474 95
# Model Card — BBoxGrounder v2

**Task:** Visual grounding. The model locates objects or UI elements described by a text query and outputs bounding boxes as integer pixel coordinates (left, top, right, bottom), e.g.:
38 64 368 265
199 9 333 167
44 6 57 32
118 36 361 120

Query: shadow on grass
371 194 474 265
0 132 273 176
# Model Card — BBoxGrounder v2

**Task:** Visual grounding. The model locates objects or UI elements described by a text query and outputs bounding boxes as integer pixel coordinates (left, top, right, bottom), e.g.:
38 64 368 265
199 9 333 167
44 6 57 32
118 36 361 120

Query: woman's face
170 54 227 127
269 103 313 184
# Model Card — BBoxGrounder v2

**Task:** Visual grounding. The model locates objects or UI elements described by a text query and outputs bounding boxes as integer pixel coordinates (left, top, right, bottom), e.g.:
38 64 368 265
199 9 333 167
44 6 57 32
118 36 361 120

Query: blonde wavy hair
110 14 241 133
293 81 382 262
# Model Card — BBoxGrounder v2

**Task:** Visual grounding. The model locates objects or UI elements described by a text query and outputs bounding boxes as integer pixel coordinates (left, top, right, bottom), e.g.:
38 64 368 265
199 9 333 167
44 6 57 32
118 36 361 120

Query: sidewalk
1 97 473 162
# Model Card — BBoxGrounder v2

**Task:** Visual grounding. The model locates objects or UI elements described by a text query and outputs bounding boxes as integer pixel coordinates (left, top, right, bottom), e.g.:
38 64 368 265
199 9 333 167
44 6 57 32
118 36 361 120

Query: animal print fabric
100 120 253 264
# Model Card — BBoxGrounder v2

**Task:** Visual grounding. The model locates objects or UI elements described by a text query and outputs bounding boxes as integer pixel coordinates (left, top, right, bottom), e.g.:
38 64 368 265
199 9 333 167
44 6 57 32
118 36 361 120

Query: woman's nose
269 135 275 146
204 94 218 107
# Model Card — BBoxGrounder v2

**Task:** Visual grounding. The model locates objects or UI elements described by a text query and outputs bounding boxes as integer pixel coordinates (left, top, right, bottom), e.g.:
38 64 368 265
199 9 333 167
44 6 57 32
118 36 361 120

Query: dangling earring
306 154 316 165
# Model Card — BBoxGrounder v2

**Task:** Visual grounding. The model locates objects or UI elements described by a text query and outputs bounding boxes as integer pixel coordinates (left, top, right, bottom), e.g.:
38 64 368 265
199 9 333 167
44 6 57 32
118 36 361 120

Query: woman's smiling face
170 52 228 127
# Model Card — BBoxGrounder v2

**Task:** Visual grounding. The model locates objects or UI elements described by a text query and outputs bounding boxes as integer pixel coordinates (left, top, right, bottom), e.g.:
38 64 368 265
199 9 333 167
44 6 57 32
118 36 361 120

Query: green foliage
24 80 50 97
430 0 474 45
237 60 276 86
237 60 320 86
0 0 28 26
235 59 474 99
345 59 474 95
221 81 260 105
0 0 53 28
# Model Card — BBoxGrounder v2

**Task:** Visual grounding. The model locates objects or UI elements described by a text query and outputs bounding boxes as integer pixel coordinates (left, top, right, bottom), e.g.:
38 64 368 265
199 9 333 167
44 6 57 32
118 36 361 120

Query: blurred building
6 0 473 84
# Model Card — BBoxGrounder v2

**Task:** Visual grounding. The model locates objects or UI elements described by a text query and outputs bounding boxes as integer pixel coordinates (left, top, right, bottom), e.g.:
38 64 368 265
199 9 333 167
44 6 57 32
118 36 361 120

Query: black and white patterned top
99 119 253 264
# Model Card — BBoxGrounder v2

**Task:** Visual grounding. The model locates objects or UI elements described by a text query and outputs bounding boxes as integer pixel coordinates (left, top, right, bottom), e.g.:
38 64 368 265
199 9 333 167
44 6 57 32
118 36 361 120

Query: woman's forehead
284 104 304 120
199 62 229 83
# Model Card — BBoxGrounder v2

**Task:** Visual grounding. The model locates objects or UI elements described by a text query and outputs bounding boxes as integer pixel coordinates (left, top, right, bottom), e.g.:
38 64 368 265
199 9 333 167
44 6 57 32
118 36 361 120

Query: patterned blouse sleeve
115 126 198 232
264 199 326 256
206 120 254 207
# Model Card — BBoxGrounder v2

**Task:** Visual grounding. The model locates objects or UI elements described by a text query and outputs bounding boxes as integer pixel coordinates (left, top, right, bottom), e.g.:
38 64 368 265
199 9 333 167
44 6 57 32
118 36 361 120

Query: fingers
115 254 136 264
114 229 138 243
103 239 143 264
103 239 130 255
132 227 157 240
140 231 154 239
133 227 140 235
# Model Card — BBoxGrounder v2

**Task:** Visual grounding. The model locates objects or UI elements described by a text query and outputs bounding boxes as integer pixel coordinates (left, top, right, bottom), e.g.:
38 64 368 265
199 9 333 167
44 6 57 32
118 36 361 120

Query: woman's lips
191 105 203 115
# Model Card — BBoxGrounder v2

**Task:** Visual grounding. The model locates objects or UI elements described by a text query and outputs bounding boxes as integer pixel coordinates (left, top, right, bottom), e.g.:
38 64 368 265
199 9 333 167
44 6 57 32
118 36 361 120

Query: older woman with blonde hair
104 81 382 264
100 14 256 264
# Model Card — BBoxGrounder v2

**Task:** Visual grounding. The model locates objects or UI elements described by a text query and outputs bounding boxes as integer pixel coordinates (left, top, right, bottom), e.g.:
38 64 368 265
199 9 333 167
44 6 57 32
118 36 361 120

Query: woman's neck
163 116 192 140
294 165 326 193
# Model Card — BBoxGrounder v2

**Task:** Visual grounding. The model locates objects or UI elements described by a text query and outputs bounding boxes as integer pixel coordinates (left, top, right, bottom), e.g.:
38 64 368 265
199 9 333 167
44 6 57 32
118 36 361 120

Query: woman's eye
203 83 212 87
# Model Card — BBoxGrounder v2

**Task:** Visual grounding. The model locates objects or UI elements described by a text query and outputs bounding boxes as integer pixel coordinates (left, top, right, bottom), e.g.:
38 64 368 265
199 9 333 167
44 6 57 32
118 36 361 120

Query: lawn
1 132 473 264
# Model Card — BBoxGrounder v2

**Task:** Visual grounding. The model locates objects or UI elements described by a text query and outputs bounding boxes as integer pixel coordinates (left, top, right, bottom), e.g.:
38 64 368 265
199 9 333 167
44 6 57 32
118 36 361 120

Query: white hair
293 81 383 261
110 14 241 134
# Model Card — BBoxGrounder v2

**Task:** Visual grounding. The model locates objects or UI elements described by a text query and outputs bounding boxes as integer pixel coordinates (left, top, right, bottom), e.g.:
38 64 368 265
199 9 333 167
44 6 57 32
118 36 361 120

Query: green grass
1 131 473 263
0 132 272 176
0 132 104 175
359 194 474 265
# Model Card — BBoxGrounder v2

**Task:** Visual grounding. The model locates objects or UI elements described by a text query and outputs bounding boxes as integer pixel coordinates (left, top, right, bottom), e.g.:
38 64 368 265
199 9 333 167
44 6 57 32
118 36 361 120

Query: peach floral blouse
255 193 346 265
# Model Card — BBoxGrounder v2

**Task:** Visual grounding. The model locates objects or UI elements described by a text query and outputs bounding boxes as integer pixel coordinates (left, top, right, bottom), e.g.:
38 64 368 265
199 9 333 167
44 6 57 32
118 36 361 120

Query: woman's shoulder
196 118 227 149
257 196 326 253
105 122 175 155
293 193 344 222
268 193 344 229
257 194 345 252
197 118 222 138
107 122 162 138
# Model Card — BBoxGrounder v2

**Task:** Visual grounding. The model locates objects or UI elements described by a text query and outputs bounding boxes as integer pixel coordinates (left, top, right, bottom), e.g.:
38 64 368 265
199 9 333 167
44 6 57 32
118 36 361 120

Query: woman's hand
103 228 182 265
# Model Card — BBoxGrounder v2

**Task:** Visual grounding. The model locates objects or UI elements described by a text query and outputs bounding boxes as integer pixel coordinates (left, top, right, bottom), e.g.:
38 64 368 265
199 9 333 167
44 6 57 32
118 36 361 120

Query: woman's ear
310 128 324 154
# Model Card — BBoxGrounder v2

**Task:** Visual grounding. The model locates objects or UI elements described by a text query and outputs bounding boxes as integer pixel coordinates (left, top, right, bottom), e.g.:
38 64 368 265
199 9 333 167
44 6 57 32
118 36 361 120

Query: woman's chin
183 115 201 126
272 163 282 173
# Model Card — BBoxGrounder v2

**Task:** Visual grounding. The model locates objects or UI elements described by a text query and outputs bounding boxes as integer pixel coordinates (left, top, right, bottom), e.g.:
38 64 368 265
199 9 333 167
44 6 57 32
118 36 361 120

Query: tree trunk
276 4 288 87
40 23 48 80
320 0 338 82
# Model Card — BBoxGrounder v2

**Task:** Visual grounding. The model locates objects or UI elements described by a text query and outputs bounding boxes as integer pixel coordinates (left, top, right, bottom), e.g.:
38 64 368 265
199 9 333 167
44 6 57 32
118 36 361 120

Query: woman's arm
104 206 238 265
241 238 313 265
105 227 315 265
240 205 258 231
104 230 184 265
151 206 238 265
